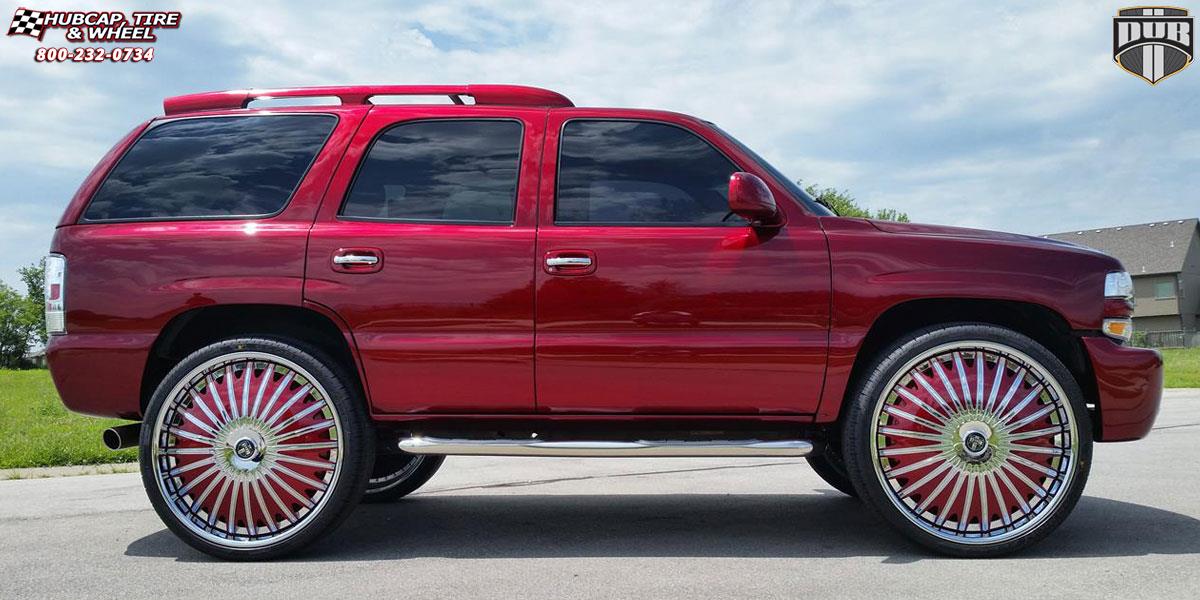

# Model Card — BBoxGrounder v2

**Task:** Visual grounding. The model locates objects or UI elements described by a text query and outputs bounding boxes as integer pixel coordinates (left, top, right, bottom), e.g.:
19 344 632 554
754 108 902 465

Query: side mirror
728 172 783 228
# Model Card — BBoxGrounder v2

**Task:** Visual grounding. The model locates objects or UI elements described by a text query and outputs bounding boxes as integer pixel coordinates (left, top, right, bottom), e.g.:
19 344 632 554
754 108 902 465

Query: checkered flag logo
8 7 47 40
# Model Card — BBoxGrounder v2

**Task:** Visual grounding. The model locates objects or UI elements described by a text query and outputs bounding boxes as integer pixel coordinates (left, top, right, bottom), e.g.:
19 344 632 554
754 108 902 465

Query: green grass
1161 347 1200 388
0 369 136 469
1 349 1199 469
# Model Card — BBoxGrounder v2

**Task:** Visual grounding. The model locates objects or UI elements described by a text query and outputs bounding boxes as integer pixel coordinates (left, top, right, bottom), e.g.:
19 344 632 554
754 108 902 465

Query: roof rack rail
163 84 573 115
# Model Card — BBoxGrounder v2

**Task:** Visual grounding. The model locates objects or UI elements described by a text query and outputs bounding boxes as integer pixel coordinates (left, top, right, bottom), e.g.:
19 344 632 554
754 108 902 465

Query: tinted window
341 120 522 223
556 120 738 224
85 115 334 221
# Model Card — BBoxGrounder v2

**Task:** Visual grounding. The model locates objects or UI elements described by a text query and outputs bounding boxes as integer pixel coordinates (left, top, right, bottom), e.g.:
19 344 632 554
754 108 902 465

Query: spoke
172 464 220 498
251 479 279 533
998 384 1045 424
1008 425 1064 442
168 427 217 446
1001 461 1048 499
207 477 233 528
974 351 985 410
190 471 226 511
206 375 231 424
275 440 339 453
265 384 313 428
227 479 240 535
986 472 1013 526
270 400 328 436
225 366 239 420
164 447 214 456
1002 404 1056 433
930 359 963 411
899 460 953 499
953 352 972 409
264 469 315 509
917 466 960 513
894 387 951 423
1008 453 1061 478
985 356 1006 412
935 471 967 526
271 463 329 492
256 371 295 421
180 410 219 437
1008 443 1064 456
880 444 945 457
885 454 945 478
242 482 256 537
187 390 223 430
168 456 215 477
991 367 1027 418
261 473 298 522
911 371 955 415
978 472 990 534
274 419 336 443
957 475 977 533
271 453 336 470
251 365 272 419
883 405 943 432
994 468 1032 515
241 364 253 418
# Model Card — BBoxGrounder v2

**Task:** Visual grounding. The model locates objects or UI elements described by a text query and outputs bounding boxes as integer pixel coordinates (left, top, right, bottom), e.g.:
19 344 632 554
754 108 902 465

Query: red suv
45 85 1163 560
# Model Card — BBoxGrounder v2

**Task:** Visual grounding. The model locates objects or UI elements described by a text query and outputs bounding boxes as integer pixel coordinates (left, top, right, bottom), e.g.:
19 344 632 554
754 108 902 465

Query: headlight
1104 271 1133 300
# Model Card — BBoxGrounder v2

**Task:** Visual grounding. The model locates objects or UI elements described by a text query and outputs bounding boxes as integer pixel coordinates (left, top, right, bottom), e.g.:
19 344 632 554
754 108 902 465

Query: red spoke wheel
843 324 1092 557
140 339 372 560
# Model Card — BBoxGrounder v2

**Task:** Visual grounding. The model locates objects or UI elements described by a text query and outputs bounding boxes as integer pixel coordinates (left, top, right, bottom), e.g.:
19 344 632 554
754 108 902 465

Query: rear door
305 106 544 414
533 111 830 414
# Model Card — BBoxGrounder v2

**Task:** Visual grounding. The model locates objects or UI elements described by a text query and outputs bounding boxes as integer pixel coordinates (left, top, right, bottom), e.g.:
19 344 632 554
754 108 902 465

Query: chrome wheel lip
869 340 1079 546
150 351 345 550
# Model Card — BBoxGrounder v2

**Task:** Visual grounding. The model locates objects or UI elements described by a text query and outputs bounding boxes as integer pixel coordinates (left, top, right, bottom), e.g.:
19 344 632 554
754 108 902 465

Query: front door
534 112 830 414
306 107 545 413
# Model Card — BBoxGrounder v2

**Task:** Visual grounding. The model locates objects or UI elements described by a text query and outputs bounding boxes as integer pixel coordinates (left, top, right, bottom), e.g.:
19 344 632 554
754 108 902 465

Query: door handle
331 248 384 273
545 256 592 268
544 250 597 276
333 254 379 266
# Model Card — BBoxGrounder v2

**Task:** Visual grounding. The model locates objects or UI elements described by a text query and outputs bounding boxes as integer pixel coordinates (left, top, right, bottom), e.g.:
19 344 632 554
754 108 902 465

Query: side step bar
398 437 813 458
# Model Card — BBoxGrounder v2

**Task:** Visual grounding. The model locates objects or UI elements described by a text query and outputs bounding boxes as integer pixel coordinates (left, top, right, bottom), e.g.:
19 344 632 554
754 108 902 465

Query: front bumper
1082 336 1163 442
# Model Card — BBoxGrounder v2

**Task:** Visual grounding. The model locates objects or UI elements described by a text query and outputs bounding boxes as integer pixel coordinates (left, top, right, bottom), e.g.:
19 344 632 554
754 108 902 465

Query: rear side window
556 120 738 225
85 115 335 221
340 120 523 223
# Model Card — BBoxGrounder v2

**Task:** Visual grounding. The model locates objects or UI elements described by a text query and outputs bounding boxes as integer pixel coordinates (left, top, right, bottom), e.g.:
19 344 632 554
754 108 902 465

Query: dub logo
1113 7 1193 85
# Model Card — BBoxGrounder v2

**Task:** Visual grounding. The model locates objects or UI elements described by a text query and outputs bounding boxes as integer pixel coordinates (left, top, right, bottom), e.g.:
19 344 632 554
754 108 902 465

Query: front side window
341 120 523 223
556 120 739 225
85 115 335 221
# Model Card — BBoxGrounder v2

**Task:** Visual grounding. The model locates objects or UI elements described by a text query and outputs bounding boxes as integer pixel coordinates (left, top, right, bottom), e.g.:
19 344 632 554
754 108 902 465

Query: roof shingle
1044 218 1198 276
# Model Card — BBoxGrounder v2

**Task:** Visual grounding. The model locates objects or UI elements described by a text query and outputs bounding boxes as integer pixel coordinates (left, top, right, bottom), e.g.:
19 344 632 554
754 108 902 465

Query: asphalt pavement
1 389 1197 599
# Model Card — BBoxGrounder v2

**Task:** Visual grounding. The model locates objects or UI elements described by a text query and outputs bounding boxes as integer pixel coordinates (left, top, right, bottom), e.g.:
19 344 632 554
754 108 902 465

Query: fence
1132 329 1200 349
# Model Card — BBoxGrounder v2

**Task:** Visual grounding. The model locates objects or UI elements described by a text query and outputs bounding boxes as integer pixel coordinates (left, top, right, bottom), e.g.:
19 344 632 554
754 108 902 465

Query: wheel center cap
228 431 266 470
958 421 993 462
234 438 258 460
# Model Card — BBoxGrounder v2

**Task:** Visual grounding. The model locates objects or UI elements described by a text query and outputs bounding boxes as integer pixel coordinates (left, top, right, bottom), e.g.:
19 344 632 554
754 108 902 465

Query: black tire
807 450 858 498
139 338 374 560
362 454 445 503
841 323 1092 557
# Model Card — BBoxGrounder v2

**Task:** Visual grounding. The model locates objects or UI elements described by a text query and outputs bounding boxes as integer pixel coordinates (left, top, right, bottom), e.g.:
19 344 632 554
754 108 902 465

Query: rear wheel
139 338 373 560
842 324 1092 557
362 453 444 502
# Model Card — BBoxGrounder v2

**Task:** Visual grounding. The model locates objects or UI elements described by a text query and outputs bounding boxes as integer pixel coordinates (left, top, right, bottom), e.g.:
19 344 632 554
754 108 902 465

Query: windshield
710 125 835 217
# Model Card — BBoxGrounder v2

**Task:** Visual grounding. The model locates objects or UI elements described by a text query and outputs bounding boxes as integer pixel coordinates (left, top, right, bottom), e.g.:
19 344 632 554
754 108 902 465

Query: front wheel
139 338 373 560
842 324 1092 557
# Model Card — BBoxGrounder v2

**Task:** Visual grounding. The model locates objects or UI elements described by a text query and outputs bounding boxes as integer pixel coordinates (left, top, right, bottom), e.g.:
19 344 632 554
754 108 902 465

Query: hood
866 219 1096 252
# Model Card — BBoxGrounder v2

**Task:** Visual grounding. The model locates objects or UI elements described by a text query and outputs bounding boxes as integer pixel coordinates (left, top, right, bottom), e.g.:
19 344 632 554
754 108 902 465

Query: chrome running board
397 437 813 458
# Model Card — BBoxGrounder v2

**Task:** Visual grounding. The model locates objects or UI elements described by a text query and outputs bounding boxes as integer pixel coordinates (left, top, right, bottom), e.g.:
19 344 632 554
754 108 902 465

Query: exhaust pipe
102 423 142 450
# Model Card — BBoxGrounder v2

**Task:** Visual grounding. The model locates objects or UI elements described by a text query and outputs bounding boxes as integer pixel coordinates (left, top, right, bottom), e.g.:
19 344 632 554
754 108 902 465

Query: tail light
1101 271 1133 343
44 254 66 335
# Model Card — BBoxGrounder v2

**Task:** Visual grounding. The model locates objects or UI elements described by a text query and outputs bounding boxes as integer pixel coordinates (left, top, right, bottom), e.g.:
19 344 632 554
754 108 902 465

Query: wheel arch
140 303 367 415
824 298 1098 436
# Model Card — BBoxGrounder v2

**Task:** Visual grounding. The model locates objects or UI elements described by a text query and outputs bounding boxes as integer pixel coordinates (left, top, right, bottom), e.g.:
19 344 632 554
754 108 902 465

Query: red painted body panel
1082 337 1163 441
44 88 1162 444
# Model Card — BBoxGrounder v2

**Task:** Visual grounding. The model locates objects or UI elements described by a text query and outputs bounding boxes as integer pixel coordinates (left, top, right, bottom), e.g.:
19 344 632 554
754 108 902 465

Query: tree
0 260 45 368
801 182 910 222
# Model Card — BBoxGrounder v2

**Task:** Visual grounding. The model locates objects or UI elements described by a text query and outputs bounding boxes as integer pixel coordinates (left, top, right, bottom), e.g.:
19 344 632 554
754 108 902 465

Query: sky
0 0 1197 288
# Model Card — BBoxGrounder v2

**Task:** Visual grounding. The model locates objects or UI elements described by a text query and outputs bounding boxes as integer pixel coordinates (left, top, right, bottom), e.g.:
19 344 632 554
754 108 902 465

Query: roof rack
163 85 573 115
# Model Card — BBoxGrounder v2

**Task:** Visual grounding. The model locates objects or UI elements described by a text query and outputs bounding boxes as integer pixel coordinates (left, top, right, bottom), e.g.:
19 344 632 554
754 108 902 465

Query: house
1045 218 1200 334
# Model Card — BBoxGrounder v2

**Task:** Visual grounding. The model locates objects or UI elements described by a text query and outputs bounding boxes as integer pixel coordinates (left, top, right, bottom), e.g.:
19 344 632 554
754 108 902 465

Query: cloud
0 0 1196 286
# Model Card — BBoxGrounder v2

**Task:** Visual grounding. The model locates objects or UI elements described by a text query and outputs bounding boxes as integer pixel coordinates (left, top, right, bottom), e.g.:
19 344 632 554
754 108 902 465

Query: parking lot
1 389 1197 599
